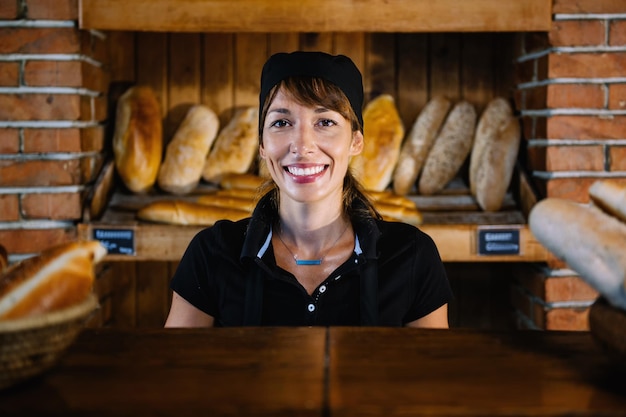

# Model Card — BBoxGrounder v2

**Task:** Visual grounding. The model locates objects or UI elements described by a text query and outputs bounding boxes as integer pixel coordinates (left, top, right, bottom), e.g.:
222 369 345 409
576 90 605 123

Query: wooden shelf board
79 0 552 33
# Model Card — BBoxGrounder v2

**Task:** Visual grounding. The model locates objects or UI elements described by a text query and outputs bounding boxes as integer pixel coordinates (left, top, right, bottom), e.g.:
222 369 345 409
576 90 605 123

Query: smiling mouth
284 165 328 177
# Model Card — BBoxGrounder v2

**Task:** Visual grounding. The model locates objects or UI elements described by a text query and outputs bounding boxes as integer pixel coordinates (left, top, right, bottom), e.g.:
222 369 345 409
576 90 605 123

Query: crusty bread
529 198 626 310
351 94 405 191
470 97 520 211
418 101 476 195
158 105 220 194
201 107 259 183
137 200 250 226
365 190 417 210
589 180 626 223
218 173 265 191
196 194 256 213
392 96 451 195
113 86 163 194
373 201 423 226
0 241 107 319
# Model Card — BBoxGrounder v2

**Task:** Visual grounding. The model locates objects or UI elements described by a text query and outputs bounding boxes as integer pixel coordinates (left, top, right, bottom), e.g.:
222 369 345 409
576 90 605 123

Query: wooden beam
79 0 552 33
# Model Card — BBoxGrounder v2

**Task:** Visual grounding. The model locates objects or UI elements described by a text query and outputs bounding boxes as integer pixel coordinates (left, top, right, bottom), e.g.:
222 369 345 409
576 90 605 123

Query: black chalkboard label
477 229 520 256
93 228 135 256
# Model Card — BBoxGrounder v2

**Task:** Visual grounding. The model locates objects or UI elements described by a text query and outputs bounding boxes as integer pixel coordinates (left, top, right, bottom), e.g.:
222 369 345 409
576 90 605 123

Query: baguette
0 241 106 320
158 105 220 194
470 98 520 211
219 173 265 191
418 101 476 195
137 200 250 226
113 86 163 194
201 107 259 182
529 198 626 310
196 194 256 213
373 201 423 226
589 180 626 224
365 190 417 210
352 94 405 191
392 96 451 195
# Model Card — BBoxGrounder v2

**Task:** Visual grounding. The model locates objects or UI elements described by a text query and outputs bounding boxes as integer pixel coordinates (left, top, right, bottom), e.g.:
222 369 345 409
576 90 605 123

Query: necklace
276 222 350 266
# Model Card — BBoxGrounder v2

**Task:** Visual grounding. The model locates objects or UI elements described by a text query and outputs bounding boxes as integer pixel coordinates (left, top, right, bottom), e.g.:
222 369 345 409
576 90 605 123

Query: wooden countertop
1 328 624 416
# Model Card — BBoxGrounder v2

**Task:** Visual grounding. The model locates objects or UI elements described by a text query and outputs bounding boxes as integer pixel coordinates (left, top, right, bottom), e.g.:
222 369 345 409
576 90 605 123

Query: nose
290 124 315 155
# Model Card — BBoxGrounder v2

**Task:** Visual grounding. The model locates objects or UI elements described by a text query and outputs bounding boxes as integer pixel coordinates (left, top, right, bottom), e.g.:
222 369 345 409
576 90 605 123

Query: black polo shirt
170 195 452 327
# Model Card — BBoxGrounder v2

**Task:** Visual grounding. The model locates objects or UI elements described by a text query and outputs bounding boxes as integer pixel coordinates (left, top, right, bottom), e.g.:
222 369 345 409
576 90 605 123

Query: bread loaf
0 241 106 319
529 198 626 310
351 94 405 191
470 98 520 211
196 194 256 213
219 173 265 191
418 101 476 195
589 180 626 223
373 201 423 226
137 200 250 226
365 190 417 210
113 86 163 194
392 96 451 195
158 105 220 194
201 107 259 183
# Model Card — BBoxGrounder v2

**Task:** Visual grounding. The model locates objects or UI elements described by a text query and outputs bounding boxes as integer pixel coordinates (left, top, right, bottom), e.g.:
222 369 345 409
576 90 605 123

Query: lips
283 164 328 183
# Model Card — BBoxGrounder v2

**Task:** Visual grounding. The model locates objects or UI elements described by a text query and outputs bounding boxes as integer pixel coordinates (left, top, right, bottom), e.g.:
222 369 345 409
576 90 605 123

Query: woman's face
259 87 363 204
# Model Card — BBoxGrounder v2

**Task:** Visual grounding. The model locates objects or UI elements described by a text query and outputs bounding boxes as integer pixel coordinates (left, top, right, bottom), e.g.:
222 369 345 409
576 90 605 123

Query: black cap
259 51 364 130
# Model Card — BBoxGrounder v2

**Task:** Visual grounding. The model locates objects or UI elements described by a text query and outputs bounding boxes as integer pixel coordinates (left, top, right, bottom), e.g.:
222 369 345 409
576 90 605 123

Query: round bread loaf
589 180 626 224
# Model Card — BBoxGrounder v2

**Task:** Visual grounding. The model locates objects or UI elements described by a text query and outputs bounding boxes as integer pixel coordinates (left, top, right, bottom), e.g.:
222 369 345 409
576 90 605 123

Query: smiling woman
164 51 453 328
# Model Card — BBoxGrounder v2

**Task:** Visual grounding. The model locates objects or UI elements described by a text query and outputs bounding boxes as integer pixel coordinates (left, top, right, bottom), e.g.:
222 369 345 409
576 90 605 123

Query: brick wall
513 0 626 330
0 0 109 263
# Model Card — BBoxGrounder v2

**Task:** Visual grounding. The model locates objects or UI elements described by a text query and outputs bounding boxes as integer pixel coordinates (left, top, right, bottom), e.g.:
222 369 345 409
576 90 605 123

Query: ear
259 143 266 159
350 131 364 156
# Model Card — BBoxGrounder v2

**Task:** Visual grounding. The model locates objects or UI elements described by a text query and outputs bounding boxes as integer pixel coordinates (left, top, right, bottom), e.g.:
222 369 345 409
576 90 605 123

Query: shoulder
376 220 435 246
188 218 251 254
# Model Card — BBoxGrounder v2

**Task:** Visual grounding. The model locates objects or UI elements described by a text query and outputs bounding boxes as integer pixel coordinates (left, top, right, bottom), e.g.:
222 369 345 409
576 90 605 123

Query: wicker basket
0 294 99 390
589 296 626 366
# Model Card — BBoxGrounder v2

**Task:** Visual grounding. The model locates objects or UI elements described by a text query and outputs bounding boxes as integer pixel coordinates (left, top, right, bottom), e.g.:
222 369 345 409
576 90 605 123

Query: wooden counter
1 328 624 416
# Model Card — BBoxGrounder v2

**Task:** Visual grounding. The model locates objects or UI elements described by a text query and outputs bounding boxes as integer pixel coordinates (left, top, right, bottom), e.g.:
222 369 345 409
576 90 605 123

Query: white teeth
287 165 325 176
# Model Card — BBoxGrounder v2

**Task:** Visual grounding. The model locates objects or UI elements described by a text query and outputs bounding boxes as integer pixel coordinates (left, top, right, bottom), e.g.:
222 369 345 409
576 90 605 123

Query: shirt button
308 304 316 312
354 258 358 264
319 285 327 293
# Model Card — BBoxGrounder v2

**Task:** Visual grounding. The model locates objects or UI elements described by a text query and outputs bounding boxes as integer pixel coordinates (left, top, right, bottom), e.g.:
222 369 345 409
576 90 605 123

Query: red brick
550 20 605 47
546 145 605 171
524 85 547 110
553 0 626 14
545 276 599 303
609 146 626 171
0 0 18 19
21 192 82 220
23 60 82 87
0 228 76 254
0 28 80 54
610 20 626 46
544 307 589 331
0 129 19 153
0 62 19 86
608 83 626 109
548 115 626 140
26 0 78 20
23 128 82 153
82 62 110 93
0 94 80 120
81 32 108 64
0 195 19 221
546 177 598 202
549 52 626 79
0 159 85 187
547 84 605 109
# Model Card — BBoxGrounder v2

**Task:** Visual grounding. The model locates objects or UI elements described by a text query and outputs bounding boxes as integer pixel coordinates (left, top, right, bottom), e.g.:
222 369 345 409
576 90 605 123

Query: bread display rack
76 0 552 263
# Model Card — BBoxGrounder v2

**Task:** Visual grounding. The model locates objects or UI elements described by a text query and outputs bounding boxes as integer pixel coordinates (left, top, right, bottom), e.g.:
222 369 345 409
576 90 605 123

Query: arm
165 291 215 328
405 304 449 329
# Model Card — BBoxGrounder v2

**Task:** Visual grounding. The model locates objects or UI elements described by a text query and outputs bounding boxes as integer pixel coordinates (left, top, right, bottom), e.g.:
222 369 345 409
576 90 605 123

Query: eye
318 119 337 127
269 119 290 128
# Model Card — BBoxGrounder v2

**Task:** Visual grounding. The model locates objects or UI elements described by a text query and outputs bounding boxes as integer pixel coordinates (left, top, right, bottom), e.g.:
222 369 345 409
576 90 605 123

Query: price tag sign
93 228 135 256
477 228 520 256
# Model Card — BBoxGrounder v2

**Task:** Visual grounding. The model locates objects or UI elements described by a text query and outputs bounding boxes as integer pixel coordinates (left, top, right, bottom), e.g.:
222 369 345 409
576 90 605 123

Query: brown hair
258 76 379 222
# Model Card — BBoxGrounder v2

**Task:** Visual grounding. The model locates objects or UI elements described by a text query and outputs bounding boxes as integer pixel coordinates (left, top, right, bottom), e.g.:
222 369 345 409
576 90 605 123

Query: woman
165 51 452 328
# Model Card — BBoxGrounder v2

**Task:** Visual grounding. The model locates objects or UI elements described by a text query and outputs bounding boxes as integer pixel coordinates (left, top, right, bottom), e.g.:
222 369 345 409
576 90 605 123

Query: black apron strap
243 260 264 326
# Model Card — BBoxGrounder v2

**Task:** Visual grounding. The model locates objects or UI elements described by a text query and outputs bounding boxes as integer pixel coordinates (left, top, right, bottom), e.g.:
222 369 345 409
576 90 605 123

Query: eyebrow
267 106 332 116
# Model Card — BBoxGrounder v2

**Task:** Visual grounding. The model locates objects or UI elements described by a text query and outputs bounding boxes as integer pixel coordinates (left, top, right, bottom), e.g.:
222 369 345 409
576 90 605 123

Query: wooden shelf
79 0 552 33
